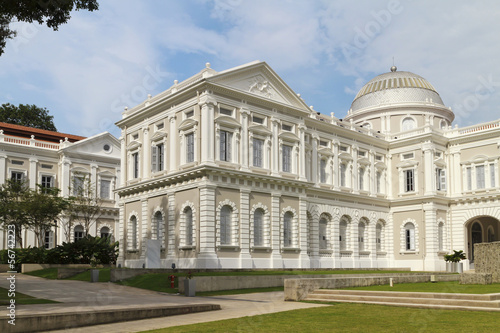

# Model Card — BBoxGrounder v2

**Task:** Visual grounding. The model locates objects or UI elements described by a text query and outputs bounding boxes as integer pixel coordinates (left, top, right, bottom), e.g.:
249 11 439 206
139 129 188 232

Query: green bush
0 236 118 269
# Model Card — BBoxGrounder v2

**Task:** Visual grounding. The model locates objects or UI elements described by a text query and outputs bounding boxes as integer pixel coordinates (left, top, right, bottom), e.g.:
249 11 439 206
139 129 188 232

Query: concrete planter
446 262 453 272
455 262 463 274
90 269 100 283
184 279 196 297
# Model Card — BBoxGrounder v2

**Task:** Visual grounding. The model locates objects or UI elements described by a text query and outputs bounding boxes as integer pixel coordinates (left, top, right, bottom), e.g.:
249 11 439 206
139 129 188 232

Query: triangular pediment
62 132 121 160
208 62 310 111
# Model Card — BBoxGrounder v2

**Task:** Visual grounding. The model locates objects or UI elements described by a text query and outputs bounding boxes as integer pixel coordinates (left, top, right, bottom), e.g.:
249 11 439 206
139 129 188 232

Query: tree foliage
0 0 99 56
0 180 70 247
0 103 57 131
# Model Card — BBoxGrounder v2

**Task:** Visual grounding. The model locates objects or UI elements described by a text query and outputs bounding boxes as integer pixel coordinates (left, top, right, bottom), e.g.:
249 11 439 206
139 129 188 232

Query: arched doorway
466 216 499 263
470 222 482 263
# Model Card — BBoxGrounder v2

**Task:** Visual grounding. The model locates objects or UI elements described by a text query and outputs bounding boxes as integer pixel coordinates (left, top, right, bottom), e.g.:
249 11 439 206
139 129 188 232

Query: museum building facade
116 61 500 271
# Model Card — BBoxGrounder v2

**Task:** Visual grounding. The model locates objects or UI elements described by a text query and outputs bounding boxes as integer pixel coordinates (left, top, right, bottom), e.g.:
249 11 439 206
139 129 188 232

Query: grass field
0 286 59 305
142 303 500 333
343 281 500 294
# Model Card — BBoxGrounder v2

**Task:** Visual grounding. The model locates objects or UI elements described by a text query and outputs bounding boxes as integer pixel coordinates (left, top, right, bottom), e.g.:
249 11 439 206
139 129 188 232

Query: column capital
198 93 217 106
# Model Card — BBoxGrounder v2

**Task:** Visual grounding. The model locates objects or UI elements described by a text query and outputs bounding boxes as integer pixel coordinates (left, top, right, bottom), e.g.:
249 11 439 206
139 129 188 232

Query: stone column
423 143 435 195
309 206 319 268
299 197 309 267
117 203 125 266
199 94 217 165
168 115 177 173
60 156 71 197
352 145 359 193
423 203 439 270
311 134 318 185
240 107 250 171
142 127 150 179
166 192 176 264
271 117 280 175
140 198 148 262
271 192 282 268
120 131 127 186
29 157 37 189
198 185 218 268
0 154 6 185
239 189 251 268
333 140 339 190
298 124 307 181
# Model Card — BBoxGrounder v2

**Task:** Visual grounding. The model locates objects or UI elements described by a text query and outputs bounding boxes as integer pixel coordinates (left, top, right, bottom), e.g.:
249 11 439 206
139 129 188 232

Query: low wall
284 274 459 301
474 242 500 283
0 264 10 273
177 273 454 293
21 264 93 273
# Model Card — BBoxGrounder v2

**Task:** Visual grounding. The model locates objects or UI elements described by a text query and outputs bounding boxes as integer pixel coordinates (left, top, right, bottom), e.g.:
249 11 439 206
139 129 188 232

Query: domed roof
350 67 444 113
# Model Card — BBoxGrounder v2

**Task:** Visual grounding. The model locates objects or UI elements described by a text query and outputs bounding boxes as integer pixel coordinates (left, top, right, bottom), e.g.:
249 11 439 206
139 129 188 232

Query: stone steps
304 290 500 311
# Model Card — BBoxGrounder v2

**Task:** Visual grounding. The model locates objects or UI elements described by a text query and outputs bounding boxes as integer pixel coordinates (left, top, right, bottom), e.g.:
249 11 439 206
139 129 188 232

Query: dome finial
391 56 397 72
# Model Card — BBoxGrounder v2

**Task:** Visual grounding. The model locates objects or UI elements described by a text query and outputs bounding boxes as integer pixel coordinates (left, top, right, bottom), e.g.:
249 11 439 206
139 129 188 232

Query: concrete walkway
0 273 328 332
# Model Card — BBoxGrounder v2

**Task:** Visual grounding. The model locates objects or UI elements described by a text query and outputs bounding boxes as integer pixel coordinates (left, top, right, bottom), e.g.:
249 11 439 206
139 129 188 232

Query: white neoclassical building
116 61 500 271
0 122 121 249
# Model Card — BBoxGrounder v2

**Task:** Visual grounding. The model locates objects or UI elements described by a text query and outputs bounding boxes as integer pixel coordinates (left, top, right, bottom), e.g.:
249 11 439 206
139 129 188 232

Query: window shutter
440 169 446 191
151 145 157 172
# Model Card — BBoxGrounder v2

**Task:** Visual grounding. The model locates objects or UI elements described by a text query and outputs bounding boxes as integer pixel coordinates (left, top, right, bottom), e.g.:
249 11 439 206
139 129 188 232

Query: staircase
304 289 500 312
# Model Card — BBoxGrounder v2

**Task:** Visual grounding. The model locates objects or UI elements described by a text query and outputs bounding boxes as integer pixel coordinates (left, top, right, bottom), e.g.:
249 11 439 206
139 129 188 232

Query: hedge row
0 236 118 271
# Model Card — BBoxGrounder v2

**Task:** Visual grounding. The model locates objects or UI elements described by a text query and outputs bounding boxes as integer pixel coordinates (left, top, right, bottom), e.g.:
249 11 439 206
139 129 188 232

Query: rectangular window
404 169 414 192
436 168 446 191
220 108 233 116
186 133 194 163
467 167 472 190
41 175 53 189
156 122 164 130
359 168 365 190
402 152 414 160
490 163 495 188
185 110 194 118
340 164 346 187
282 124 292 132
376 171 382 193
339 146 348 152
252 116 264 124
151 143 164 172
282 145 292 173
320 159 327 183
253 138 263 167
476 165 485 189
73 176 84 196
319 140 328 147
220 130 232 162
132 152 139 178
44 231 53 249
11 171 24 182
100 180 111 199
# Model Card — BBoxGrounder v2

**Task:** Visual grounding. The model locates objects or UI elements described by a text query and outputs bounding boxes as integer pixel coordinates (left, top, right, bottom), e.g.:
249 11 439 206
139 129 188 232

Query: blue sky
1 0 500 138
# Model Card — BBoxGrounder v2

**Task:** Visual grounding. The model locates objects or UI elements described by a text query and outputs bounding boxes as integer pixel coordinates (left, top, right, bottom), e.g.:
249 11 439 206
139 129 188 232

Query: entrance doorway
466 216 499 264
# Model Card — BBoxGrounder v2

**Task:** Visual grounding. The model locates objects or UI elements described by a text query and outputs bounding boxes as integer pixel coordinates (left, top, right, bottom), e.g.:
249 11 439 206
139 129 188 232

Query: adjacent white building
0 122 121 249
116 61 499 271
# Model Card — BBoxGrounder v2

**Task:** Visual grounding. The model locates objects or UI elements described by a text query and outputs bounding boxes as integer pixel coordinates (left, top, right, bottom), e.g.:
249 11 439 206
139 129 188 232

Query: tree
67 173 102 237
0 0 99 56
0 103 57 131
0 180 30 247
24 185 70 247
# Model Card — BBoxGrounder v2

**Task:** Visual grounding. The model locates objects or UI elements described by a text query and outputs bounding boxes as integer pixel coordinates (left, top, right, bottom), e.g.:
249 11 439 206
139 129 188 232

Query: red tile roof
0 122 86 143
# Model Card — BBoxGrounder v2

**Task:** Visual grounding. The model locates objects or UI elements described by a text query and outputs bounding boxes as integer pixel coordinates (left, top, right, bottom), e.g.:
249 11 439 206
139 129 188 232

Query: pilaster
198 185 218 268
199 94 217 165
239 189 251 268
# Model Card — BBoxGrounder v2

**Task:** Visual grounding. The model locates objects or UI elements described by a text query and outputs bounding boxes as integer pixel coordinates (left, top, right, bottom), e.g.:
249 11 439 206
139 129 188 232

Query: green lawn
343 281 500 294
0 286 59 305
142 303 500 333
25 267 111 282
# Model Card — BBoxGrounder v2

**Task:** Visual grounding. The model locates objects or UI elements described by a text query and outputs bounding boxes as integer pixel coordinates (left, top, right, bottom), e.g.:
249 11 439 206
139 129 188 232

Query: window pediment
358 157 370 166
397 160 419 168
375 161 387 169
318 147 334 156
278 131 299 142
249 124 272 136
215 115 241 129
179 118 198 132
434 157 446 168
338 152 353 161
127 140 142 151
151 130 167 142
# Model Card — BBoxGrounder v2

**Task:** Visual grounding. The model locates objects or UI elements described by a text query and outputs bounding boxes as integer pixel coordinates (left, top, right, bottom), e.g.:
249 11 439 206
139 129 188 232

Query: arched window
220 205 232 245
339 219 347 251
438 222 444 251
100 226 110 239
254 208 264 246
130 216 137 249
74 225 84 242
402 117 416 131
376 223 383 252
405 222 415 251
358 222 366 252
319 217 328 250
184 207 193 246
153 211 163 242
283 211 293 247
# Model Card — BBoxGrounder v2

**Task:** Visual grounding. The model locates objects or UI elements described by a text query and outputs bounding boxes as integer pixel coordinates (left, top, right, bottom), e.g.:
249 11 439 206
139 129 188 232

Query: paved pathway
0 273 328 332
